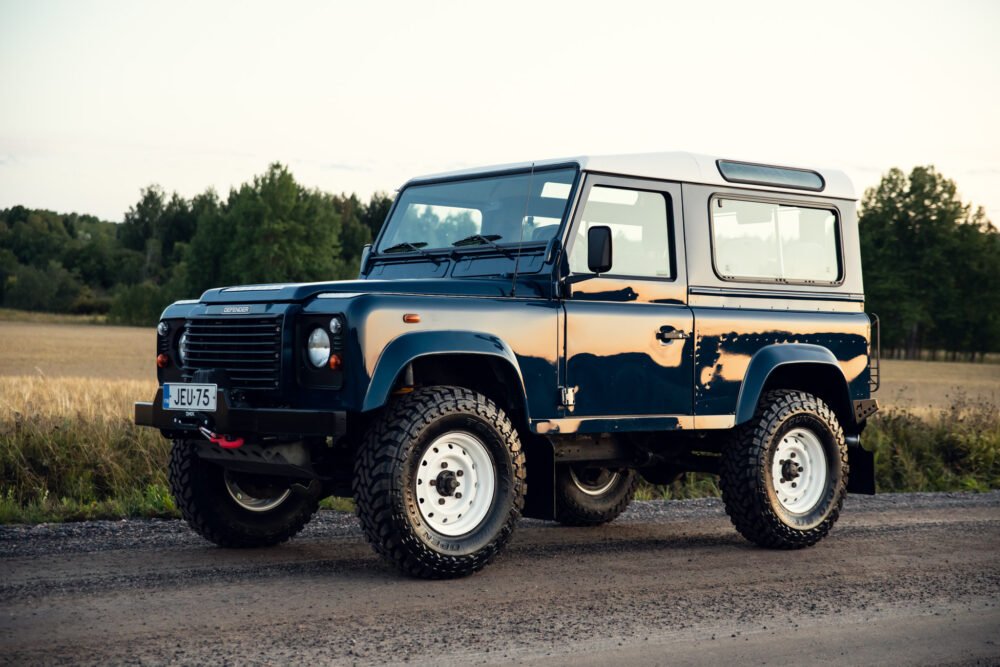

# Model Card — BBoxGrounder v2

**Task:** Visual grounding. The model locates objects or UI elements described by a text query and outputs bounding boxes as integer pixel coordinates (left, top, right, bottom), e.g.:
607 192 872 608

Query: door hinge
559 386 576 408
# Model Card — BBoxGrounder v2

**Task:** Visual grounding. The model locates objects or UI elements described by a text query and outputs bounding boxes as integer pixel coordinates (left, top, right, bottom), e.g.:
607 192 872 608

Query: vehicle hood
197 278 549 304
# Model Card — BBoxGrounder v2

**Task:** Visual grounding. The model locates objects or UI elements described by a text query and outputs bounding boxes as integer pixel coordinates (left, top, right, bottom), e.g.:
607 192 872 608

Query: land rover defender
136 152 880 578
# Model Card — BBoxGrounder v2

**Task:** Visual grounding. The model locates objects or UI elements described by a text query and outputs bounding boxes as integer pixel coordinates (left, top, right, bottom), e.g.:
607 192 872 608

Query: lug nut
790 452 796 459
456 470 463 477
791 482 797 488
438 498 445 505
455 492 462 499
441 462 448 469
429 479 436 487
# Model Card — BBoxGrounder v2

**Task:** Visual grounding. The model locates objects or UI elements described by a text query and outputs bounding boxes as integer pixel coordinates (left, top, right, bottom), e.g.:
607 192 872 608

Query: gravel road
2 492 998 666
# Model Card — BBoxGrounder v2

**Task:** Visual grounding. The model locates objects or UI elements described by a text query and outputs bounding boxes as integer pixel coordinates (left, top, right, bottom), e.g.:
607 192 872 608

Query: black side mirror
587 225 612 274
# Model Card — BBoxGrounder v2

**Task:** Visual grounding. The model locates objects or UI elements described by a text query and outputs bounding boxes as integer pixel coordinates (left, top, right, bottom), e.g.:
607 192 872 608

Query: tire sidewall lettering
399 410 515 558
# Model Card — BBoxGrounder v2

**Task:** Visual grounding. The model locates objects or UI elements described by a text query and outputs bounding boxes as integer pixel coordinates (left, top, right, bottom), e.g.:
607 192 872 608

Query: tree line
1 162 996 358
0 164 391 325
859 166 999 360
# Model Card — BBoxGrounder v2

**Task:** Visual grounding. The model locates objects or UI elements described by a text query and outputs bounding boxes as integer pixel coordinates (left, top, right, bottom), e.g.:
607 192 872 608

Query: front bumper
135 388 345 438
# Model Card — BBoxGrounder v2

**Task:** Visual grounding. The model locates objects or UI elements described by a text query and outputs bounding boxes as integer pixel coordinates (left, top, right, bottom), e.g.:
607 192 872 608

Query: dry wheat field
0 316 997 521
1 318 997 414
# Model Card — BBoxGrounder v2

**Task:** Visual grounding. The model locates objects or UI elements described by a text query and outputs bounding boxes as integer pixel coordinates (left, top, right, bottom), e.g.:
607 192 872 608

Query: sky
1 0 998 223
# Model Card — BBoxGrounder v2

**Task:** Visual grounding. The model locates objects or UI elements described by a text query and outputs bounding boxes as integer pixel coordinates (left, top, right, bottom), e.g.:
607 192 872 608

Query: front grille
183 315 283 391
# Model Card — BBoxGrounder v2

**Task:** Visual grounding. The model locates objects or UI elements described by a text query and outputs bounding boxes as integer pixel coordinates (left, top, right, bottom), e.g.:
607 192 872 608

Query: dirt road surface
2 492 998 666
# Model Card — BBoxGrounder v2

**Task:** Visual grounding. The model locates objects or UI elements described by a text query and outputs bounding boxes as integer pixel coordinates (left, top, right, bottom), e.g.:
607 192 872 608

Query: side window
570 186 673 279
711 197 840 283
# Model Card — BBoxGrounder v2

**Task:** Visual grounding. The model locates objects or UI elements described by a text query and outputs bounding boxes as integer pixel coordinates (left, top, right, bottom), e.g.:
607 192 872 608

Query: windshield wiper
382 241 432 256
451 234 511 255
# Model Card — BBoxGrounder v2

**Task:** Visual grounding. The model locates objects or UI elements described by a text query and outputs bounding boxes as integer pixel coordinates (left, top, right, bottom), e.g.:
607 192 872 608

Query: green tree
4 261 82 312
860 166 998 358
185 163 347 292
333 193 373 276
360 192 393 241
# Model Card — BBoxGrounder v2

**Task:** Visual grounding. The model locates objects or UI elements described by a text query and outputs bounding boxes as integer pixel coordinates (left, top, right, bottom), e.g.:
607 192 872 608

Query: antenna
510 162 535 298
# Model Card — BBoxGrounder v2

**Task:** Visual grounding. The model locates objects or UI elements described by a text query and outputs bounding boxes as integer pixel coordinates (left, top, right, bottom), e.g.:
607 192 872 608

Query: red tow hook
198 426 244 449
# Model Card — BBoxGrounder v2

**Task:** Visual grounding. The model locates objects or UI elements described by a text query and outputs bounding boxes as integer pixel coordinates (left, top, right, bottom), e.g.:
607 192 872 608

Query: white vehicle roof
406 151 856 201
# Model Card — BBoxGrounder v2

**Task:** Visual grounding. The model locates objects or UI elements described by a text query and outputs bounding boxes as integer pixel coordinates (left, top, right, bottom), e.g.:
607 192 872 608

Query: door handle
656 326 690 344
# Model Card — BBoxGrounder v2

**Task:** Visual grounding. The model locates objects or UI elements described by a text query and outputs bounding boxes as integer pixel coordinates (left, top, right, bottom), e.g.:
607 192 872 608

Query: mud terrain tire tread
719 389 848 549
168 440 318 548
353 386 526 579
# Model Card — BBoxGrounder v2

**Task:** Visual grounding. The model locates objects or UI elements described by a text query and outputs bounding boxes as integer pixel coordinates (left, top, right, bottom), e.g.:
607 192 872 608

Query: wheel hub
771 427 828 514
433 470 460 496
780 458 801 482
414 431 496 537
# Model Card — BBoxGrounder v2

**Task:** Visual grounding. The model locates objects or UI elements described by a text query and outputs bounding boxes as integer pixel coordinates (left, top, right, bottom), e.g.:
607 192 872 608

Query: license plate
163 383 217 411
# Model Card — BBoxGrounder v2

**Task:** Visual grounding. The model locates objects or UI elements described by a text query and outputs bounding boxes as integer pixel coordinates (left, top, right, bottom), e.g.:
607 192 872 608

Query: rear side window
711 197 841 283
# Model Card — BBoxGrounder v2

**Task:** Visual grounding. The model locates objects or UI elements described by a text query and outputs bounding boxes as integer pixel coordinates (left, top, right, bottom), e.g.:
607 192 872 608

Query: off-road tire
555 466 639 526
353 386 526 579
719 389 848 549
168 440 319 548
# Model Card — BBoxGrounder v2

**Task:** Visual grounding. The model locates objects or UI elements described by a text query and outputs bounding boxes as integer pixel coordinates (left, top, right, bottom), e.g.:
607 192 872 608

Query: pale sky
1 0 998 223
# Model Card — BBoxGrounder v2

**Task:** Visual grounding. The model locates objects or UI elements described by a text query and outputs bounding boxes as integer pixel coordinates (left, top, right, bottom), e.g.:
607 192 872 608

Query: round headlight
329 317 342 335
157 321 169 336
307 328 331 368
178 332 188 366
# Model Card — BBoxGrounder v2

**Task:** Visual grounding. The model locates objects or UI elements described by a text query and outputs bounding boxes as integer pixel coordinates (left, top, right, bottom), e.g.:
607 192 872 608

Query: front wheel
353 386 526 579
719 389 848 549
168 440 319 548
555 465 638 526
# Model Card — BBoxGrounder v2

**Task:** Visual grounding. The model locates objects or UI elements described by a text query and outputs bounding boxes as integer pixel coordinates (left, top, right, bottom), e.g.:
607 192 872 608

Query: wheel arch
362 331 530 423
735 344 856 432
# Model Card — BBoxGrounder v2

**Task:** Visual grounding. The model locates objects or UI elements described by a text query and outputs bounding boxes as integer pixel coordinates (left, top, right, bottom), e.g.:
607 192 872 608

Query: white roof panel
405 151 856 200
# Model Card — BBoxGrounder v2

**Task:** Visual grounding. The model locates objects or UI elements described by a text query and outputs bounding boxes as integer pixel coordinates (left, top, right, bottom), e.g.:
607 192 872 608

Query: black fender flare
734 343 851 425
361 330 528 414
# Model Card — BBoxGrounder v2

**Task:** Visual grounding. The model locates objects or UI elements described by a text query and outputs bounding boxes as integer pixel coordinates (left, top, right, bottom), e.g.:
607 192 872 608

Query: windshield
377 167 577 253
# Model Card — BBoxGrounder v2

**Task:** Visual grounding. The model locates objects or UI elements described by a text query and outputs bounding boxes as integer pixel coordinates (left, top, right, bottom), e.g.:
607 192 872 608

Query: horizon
1 0 998 223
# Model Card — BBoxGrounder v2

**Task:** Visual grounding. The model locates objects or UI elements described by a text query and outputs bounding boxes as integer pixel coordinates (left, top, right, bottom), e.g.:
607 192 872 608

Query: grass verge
1 376 997 523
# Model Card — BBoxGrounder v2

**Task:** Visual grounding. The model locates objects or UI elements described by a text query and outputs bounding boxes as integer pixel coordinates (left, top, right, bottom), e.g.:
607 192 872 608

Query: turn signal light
328 354 342 370
156 353 170 368
403 313 421 323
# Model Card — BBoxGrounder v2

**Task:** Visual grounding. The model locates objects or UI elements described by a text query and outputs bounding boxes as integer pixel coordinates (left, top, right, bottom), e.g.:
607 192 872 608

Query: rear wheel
353 386 526 579
168 440 319 548
555 464 639 526
719 389 848 549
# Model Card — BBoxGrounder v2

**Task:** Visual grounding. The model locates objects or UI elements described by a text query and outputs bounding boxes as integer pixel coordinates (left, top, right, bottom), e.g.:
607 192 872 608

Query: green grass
634 398 1000 501
635 472 720 501
867 397 1000 492
1 374 997 524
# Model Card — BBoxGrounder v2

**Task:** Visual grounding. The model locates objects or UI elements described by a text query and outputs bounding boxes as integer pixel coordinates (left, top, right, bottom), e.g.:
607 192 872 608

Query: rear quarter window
710 197 841 284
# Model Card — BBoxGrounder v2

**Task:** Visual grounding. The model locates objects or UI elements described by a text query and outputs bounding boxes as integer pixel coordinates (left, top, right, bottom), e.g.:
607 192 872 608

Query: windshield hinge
559 386 576 408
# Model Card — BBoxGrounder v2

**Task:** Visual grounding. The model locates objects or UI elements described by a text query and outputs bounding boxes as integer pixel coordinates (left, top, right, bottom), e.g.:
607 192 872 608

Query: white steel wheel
414 431 496 537
569 466 621 497
224 470 291 513
771 427 828 514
